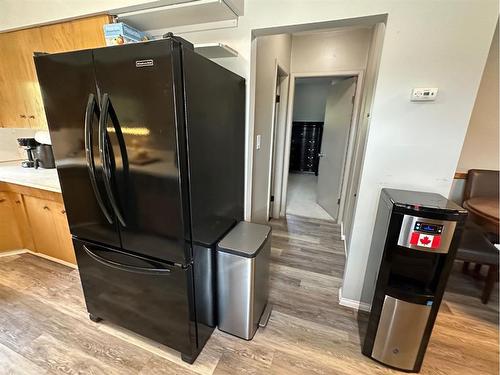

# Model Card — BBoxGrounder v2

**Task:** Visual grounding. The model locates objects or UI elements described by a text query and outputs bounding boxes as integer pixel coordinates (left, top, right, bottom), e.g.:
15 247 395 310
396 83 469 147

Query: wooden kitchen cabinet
10 192 35 250
0 192 24 251
0 14 112 129
52 203 76 264
0 28 43 128
24 195 76 264
39 15 112 53
0 182 76 265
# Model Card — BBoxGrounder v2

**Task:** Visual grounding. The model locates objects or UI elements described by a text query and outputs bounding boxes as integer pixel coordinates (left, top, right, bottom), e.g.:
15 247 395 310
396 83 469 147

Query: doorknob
318 153 325 158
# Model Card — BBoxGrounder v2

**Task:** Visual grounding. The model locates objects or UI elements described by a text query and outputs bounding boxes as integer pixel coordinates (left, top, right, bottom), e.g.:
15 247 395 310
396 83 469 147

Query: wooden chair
456 222 499 304
462 169 499 238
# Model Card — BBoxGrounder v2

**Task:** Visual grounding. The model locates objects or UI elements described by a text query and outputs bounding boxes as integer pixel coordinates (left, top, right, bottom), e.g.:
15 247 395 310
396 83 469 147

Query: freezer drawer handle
84 93 114 224
98 93 128 227
82 245 172 275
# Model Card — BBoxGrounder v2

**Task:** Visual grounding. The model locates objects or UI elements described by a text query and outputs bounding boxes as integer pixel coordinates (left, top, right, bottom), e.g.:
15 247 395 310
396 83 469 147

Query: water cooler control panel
397 215 456 254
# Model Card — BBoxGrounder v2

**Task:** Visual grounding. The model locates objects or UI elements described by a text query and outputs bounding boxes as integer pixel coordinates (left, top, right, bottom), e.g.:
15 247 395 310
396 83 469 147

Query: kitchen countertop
0 161 61 193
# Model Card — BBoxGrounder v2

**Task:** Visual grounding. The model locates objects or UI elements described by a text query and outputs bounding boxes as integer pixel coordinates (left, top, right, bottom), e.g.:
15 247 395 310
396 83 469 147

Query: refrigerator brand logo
135 59 154 68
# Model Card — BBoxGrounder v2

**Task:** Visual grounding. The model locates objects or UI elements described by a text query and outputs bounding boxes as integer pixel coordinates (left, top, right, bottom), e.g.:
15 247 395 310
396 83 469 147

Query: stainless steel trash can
217 221 271 340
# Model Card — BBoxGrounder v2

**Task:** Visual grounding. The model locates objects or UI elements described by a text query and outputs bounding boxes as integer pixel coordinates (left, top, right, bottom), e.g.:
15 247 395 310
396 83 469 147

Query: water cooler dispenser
362 188 467 372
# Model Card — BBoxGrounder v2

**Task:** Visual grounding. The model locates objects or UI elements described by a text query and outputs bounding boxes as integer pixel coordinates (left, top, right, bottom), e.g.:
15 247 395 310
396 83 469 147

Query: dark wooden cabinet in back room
289 121 324 175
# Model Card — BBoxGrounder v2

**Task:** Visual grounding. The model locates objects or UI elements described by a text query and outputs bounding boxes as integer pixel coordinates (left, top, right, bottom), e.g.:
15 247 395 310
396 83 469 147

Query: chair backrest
464 169 499 201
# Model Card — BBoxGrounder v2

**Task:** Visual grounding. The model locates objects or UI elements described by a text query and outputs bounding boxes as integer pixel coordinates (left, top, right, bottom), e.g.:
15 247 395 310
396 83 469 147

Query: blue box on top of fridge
103 22 150 46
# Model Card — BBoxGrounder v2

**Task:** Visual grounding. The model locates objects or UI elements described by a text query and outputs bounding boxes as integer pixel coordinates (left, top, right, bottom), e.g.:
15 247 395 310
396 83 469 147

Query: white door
317 77 357 220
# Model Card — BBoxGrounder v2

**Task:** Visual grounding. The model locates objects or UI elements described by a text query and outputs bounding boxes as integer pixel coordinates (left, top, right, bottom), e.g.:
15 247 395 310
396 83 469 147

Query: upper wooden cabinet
0 15 112 129
0 29 42 128
38 15 113 53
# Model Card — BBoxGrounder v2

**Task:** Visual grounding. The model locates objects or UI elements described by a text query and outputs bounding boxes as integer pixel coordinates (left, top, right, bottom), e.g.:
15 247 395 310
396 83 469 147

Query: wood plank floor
0 214 497 374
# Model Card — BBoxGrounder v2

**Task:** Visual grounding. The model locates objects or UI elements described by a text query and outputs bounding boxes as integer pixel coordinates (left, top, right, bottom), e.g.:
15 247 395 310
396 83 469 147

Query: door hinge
270 195 275 202
337 198 341 205
276 95 280 103
352 95 355 104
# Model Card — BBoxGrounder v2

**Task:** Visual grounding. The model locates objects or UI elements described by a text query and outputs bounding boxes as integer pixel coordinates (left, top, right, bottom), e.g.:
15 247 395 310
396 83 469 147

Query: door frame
267 60 289 220
276 70 364 225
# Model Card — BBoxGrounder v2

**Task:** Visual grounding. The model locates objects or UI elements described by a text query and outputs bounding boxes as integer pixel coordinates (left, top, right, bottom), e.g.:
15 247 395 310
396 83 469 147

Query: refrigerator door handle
84 93 114 224
99 93 128 227
82 245 173 275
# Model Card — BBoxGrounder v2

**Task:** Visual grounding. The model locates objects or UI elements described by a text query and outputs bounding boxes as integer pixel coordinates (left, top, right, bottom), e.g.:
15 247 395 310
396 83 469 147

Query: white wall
343 23 385 247
456 22 499 173
0 128 37 162
341 5 496 304
291 27 372 73
251 33 291 222
3 0 497 306
293 80 331 122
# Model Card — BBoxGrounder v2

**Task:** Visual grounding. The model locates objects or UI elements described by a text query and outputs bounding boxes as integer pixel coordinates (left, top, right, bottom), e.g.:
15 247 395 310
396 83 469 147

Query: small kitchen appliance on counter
17 136 55 169
17 137 38 168
362 188 467 372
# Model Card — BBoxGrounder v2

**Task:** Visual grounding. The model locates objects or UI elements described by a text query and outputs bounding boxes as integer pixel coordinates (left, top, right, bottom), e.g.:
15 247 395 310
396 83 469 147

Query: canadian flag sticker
410 232 441 249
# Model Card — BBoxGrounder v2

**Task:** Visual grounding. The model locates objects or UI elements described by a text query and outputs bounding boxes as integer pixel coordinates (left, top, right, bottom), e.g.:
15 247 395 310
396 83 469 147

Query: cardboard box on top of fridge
103 22 150 46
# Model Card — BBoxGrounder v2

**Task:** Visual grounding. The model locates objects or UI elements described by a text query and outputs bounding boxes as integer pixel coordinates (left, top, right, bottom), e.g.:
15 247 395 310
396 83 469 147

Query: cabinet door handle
29 115 35 119
15 200 21 204
61 209 66 214
20 114 26 119
0 198 5 203
43 205 50 210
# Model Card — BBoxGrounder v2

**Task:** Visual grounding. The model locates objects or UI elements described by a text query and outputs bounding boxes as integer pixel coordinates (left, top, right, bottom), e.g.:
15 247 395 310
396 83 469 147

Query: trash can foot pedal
259 303 273 327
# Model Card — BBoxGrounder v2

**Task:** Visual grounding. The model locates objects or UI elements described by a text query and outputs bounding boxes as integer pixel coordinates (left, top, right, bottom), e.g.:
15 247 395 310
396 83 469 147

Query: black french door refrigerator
34 36 245 363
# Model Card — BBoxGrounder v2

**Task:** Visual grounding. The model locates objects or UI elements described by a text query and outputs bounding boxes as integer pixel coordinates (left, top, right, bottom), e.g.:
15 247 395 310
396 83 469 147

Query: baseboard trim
0 248 77 269
0 249 29 257
339 222 347 256
340 221 345 241
338 287 371 312
27 250 78 269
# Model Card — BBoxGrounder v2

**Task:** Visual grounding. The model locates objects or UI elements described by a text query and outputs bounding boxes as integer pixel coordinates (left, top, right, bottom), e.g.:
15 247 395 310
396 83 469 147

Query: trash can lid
217 221 271 258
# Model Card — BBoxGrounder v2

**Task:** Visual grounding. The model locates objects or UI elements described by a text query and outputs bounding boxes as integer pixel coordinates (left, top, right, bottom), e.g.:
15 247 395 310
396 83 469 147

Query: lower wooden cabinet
24 195 76 264
0 183 76 265
0 191 24 250
10 192 35 250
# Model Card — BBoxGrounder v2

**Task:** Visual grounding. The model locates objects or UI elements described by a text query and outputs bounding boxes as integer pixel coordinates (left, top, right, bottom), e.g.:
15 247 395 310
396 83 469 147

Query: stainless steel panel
217 236 270 340
218 222 271 257
193 245 216 327
253 237 270 326
372 296 431 370
217 252 255 339
397 214 456 254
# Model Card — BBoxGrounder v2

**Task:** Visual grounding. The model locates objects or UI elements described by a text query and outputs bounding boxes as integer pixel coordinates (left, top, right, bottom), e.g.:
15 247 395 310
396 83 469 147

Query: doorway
252 22 386 230
285 75 359 221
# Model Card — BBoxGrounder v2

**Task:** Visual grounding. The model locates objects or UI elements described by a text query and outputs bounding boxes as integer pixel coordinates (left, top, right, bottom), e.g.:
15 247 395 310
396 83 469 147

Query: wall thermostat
411 88 438 101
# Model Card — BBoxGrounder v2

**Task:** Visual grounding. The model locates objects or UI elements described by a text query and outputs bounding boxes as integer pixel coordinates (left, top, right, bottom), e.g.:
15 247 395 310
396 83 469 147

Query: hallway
286 173 334 221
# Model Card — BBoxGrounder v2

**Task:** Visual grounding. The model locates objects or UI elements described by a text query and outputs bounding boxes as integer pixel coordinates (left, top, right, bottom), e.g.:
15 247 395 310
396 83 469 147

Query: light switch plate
411 88 438 101
256 134 261 150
